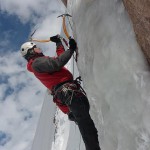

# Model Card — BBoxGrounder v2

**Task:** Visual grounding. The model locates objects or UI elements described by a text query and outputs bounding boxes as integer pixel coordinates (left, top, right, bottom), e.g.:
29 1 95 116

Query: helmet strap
24 50 44 61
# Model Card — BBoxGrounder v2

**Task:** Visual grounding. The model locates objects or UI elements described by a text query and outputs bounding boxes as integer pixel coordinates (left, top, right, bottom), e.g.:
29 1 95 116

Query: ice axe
57 14 72 18
29 28 51 43
29 29 37 41
57 14 72 39
28 14 72 43
58 14 78 62
28 28 67 44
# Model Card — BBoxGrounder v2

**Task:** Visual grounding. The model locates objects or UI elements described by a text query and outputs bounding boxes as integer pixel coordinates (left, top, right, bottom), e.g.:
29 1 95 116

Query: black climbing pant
54 82 101 150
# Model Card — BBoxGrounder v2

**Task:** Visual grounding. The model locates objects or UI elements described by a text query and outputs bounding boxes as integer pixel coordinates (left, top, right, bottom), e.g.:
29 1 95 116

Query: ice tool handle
58 14 78 62
29 29 51 43
57 14 72 39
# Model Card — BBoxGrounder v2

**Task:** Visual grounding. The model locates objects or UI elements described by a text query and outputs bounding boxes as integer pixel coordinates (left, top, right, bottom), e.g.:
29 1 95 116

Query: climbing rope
58 13 80 79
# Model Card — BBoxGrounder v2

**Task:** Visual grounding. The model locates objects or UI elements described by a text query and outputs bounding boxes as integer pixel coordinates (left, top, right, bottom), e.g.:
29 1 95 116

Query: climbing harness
52 76 86 106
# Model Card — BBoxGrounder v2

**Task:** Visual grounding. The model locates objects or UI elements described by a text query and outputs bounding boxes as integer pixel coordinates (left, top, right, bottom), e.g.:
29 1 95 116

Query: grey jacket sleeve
32 49 73 73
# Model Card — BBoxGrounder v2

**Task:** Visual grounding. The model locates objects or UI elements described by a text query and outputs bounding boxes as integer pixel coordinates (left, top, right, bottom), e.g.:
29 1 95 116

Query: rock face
123 0 150 64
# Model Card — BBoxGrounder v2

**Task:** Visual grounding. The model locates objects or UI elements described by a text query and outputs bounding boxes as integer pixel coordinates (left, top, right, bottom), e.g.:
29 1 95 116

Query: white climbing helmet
20 42 36 57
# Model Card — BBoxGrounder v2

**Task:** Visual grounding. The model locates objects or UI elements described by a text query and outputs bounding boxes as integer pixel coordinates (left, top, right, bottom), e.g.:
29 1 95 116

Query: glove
69 38 77 52
50 35 61 43
68 112 76 122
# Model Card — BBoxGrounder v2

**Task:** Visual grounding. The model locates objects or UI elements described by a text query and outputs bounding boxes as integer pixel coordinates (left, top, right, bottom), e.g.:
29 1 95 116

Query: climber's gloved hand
68 112 76 122
69 38 77 52
50 35 61 44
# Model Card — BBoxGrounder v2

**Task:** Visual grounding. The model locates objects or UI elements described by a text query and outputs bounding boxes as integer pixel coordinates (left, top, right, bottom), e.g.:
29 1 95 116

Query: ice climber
20 35 101 150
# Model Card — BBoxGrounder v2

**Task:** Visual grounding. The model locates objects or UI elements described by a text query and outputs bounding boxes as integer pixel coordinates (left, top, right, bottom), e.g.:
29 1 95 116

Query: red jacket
27 45 73 114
